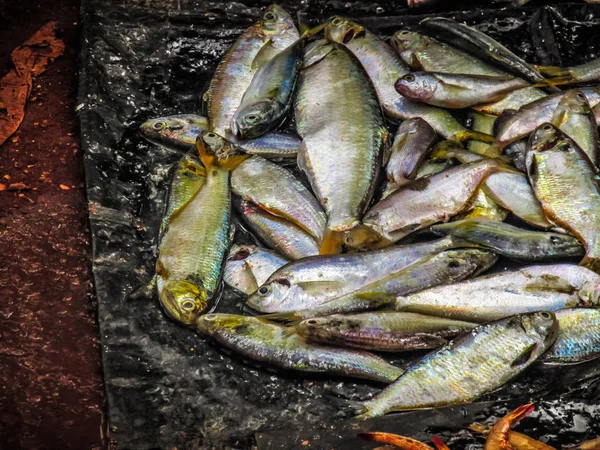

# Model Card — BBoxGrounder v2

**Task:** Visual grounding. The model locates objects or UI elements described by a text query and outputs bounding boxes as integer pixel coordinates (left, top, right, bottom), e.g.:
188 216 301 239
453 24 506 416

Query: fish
296 311 478 352
394 264 600 323
237 200 319 260
231 156 326 241
258 248 496 319
467 112 496 156
324 18 493 143
232 39 303 139
527 124 600 272
155 131 249 325
223 244 289 295
357 311 558 418
294 39 387 254
382 159 455 200
419 17 558 90
484 404 536 450
537 57 600 84
430 141 552 228
246 235 466 314
160 153 206 238
139 114 301 159
474 87 548 116
489 88 600 156
386 118 437 188
455 190 508 222
351 159 506 248
395 72 531 109
431 219 584 261
540 307 600 365
468 423 555 450
205 5 299 140
551 89 599 166
359 432 437 450
195 314 404 383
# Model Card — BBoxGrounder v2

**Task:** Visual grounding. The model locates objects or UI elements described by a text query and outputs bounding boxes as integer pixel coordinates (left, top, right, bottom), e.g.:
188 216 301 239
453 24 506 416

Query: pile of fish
137 5 600 419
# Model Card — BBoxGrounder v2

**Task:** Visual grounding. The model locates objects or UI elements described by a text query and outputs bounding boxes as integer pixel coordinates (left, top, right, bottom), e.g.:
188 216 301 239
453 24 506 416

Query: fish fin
455 130 494 144
359 432 432 448
128 277 157 301
320 228 344 255
483 141 504 158
431 436 451 450
534 65 571 78
467 423 490 436
300 21 327 39
581 256 600 275
260 311 305 323
251 39 275 70
414 333 449 348
511 343 538 368
532 76 575 88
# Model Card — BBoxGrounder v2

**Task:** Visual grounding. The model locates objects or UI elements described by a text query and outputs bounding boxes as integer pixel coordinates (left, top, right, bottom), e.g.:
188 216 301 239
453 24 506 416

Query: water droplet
375 6 384 14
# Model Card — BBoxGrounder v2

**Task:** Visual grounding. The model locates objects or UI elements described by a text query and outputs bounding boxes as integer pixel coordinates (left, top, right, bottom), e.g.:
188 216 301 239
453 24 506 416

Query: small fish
474 87 548 116
233 39 303 139
223 244 289 295
324 18 493 143
394 264 600 323
237 200 319 260
296 311 478 352
156 131 249 325
395 72 531 109
484 404 536 450
386 118 437 187
139 114 301 159
551 89 599 166
295 39 387 254
527 124 600 273
247 235 464 314
195 314 404 383
537 57 600 84
231 156 326 241
541 308 600 365
206 5 299 140
352 159 506 247
468 423 555 450
357 312 558 418
431 219 583 261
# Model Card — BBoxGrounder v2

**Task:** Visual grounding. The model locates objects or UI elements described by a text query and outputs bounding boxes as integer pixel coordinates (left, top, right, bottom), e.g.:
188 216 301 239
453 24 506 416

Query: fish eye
399 30 411 35
153 121 166 130
245 114 259 124
542 124 553 132
540 312 551 319
306 319 318 325
257 286 271 296
205 132 216 138
264 11 277 22
331 17 343 26
403 74 415 82
181 300 196 311
577 92 586 101
205 314 216 320
549 236 560 244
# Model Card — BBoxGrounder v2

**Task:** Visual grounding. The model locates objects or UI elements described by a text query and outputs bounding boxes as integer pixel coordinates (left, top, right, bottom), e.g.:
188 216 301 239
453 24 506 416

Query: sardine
233 39 303 139
296 311 478 352
357 312 558 417
395 72 531 109
237 200 319 260
231 156 326 241
527 124 600 273
324 18 493 142
195 314 404 383
551 89 599 166
247 235 464 314
205 5 299 140
394 264 600 323
431 219 583 261
294 39 387 254
139 114 301 159
223 244 289 295
156 131 249 325
474 87 548 116
541 308 600 365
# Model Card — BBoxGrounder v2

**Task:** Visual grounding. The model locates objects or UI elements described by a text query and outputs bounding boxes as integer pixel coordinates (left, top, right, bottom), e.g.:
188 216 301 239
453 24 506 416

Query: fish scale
542 308 600 364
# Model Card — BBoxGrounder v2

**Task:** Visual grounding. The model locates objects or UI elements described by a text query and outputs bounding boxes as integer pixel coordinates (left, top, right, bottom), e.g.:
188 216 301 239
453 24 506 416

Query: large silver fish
294 39 387 254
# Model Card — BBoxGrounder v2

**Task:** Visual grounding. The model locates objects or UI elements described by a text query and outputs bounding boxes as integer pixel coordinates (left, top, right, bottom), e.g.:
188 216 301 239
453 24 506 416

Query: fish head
395 73 436 101
559 89 592 117
578 281 600 306
528 123 564 155
224 245 260 295
246 277 296 313
233 100 279 139
543 233 584 257
139 115 208 150
391 30 430 53
518 311 558 347
260 5 297 38
324 16 365 44
158 279 208 326
197 130 248 168
196 313 249 336
297 316 355 339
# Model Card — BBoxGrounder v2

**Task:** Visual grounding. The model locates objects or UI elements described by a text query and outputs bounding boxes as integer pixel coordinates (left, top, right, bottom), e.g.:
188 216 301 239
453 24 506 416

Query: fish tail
431 436 451 450
532 76 574 88
319 228 344 255
481 140 504 158
128 277 157 301
534 64 572 78
581 255 600 275
455 130 495 144
261 311 304 323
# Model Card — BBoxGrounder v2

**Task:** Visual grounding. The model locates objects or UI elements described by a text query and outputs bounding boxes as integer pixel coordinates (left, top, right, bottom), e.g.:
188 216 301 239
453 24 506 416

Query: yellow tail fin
534 64 571 78
319 228 344 255
456 130 495 144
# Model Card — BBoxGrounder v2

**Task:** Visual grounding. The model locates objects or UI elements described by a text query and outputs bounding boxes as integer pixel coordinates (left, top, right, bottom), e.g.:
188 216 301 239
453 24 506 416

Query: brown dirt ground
0 0 106 449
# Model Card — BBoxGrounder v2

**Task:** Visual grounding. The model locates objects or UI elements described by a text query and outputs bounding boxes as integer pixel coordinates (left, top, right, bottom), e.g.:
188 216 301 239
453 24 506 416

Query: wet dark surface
79 1 600 449
0 0 105 449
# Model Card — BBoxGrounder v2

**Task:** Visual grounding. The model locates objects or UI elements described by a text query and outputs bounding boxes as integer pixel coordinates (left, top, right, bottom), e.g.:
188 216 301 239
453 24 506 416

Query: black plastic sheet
79 1 600 448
